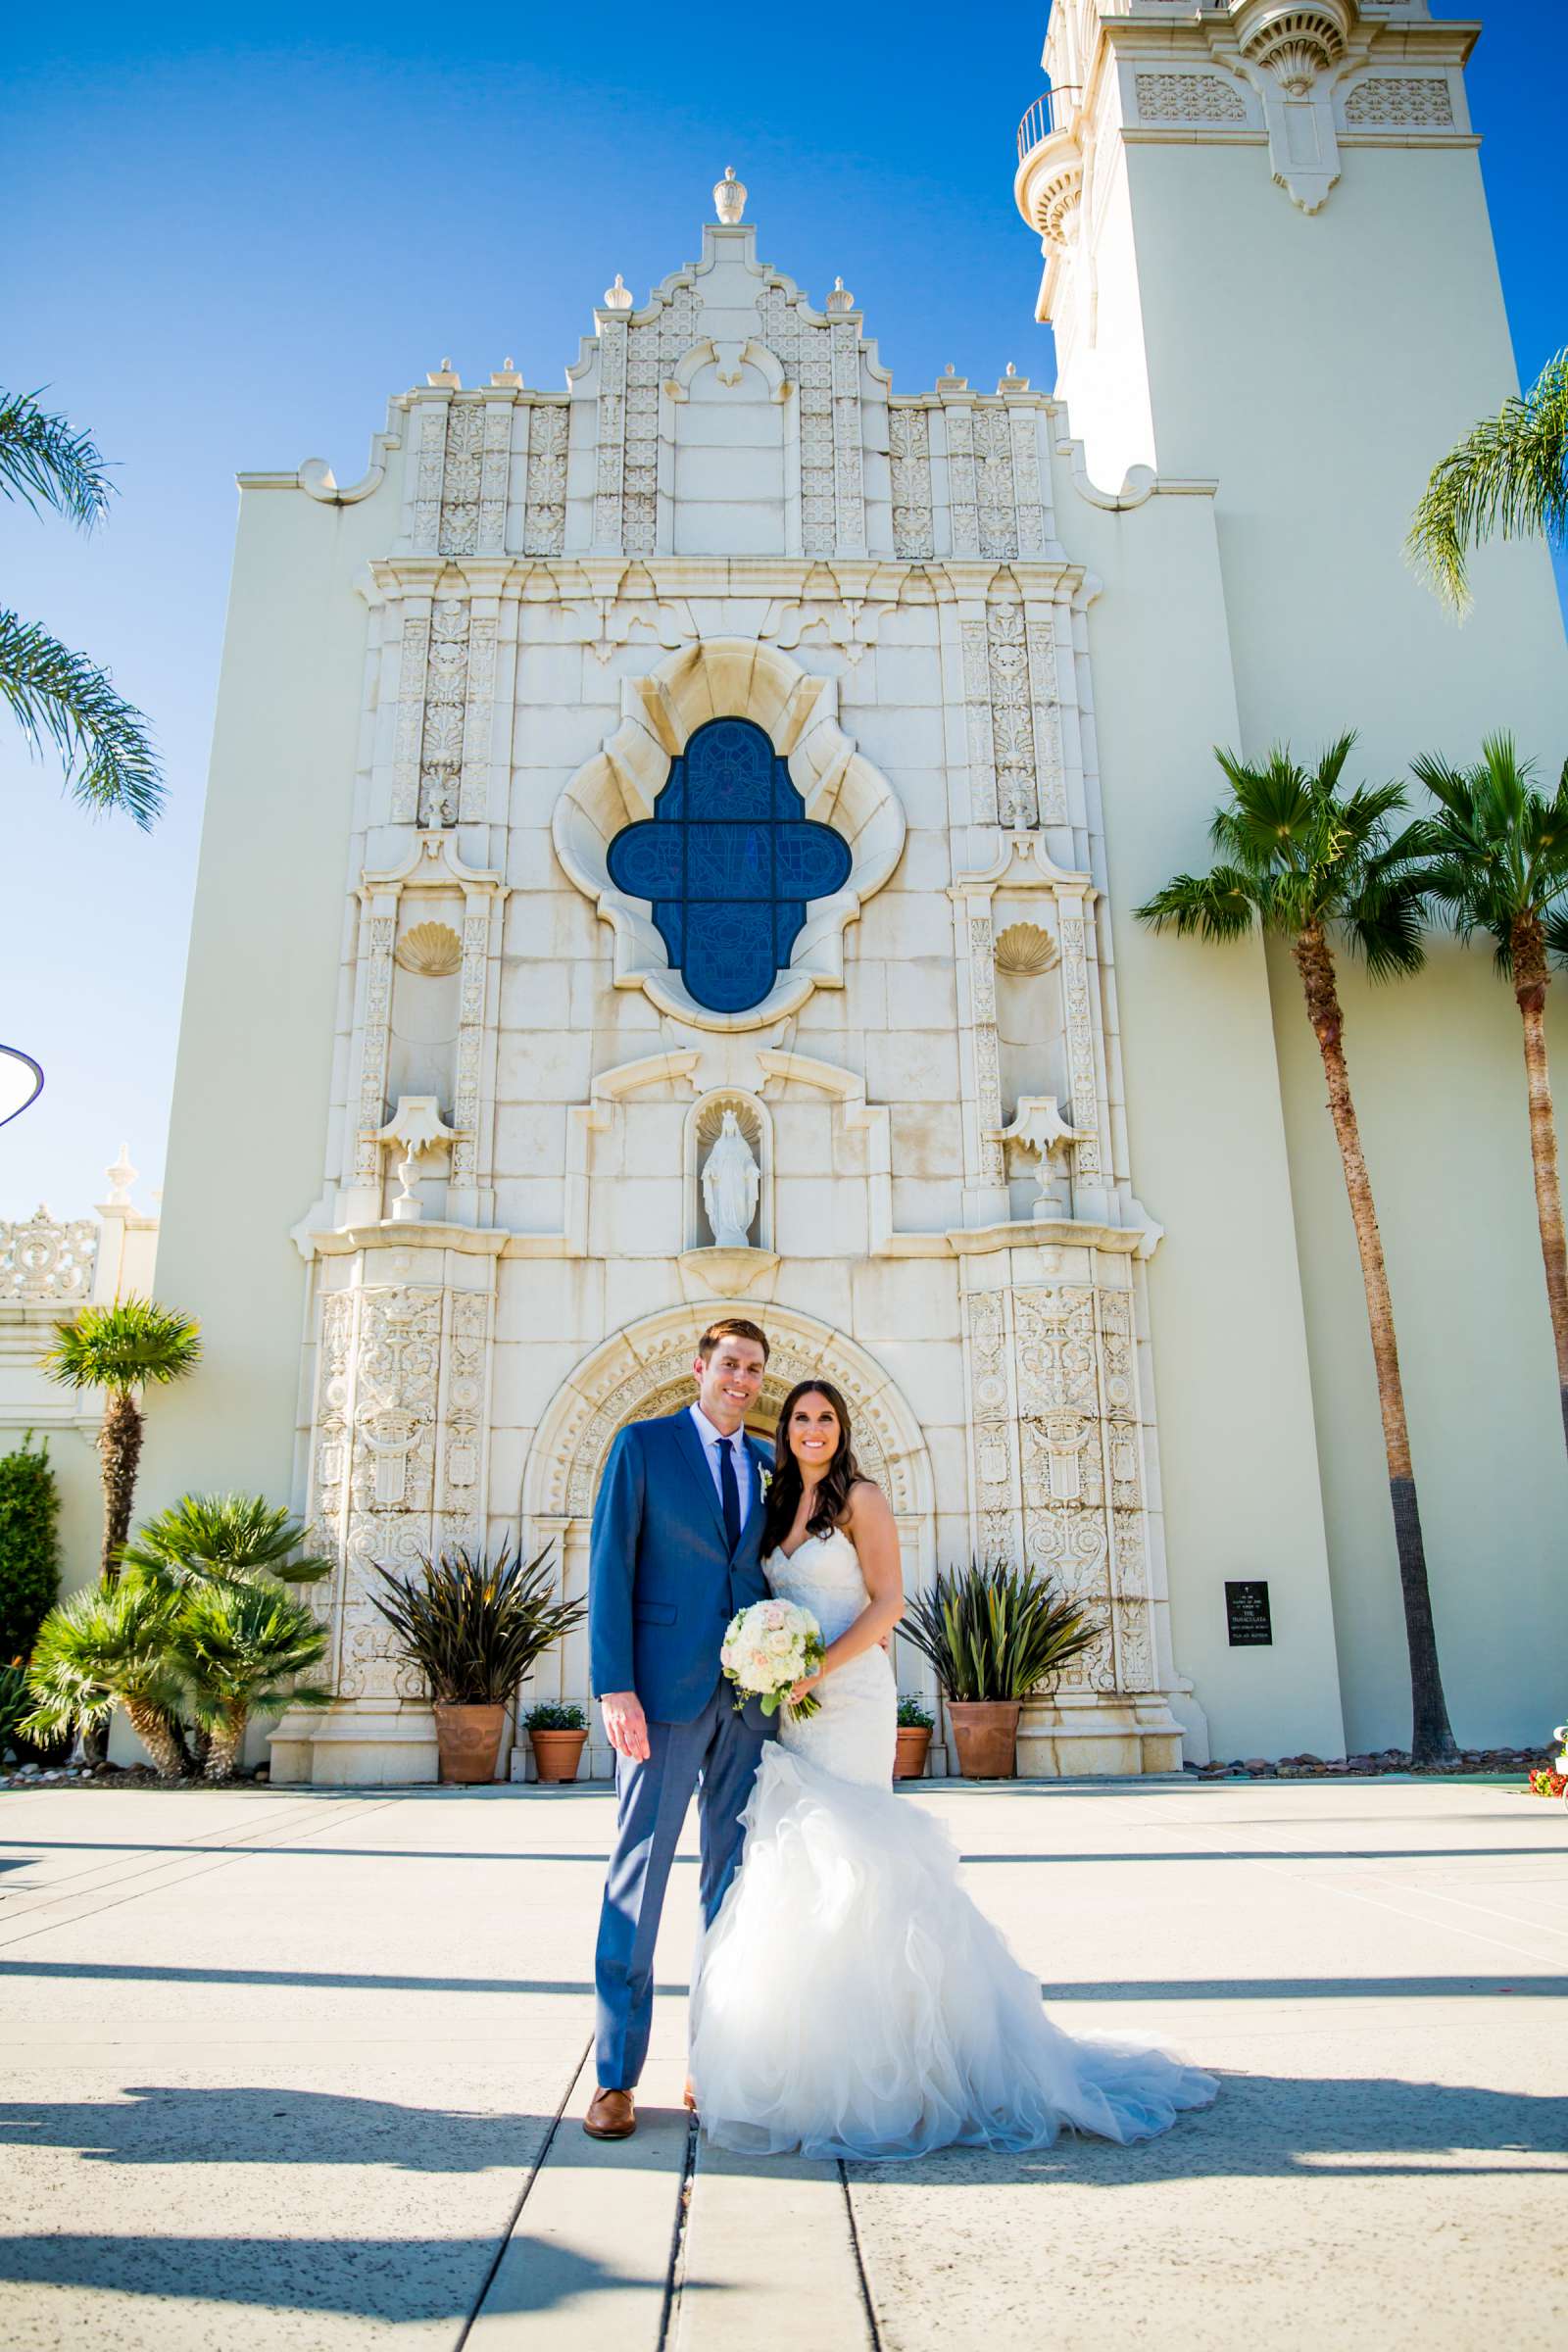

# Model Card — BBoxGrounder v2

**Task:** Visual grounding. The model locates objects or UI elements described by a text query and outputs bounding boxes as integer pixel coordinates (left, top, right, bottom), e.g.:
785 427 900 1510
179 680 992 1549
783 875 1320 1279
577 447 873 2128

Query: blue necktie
719 1435 743 1555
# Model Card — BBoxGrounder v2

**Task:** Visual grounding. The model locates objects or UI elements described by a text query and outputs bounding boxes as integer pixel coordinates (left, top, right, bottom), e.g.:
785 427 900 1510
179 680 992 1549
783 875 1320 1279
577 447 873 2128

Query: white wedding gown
688 1528 1218 2161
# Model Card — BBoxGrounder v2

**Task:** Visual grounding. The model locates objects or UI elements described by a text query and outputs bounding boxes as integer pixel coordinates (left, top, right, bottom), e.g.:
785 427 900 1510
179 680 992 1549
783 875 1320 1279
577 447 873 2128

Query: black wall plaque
1225 1580 1273 1646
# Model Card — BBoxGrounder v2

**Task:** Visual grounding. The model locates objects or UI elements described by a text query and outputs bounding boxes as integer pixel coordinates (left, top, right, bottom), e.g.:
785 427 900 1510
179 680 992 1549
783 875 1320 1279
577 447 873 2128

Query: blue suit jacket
588 1408 774 1724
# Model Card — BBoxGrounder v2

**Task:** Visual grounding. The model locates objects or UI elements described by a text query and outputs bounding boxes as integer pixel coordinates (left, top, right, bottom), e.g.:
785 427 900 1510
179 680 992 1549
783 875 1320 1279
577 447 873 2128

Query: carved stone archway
519 1300 939 1778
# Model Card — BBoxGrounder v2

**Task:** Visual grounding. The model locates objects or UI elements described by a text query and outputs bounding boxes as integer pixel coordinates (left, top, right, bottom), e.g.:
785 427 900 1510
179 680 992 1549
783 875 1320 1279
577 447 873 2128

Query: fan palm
170 1581 331 1782
1137 735 1457 1763
1409 737 1568 1456
20 1579 188 1779
0 388 163 824
120 1493 332 1590
1406 350 1568 615
39 1298 202 1585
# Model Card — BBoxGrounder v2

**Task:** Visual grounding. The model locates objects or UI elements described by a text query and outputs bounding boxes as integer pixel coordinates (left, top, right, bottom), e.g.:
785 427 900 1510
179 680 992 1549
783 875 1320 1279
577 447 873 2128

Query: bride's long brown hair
761 1378 864 1554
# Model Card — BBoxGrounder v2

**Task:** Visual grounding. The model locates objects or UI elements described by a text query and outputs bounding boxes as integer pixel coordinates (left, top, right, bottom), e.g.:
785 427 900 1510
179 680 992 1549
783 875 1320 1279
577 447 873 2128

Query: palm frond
0 388 114 528
1135 863 1259 942
171 1581 330 1720
20 1579 183 1738
1406 349 1568 613
40 1298 202 1400
120 1493 332 1589
1408 733 1568 974
0 610 163 827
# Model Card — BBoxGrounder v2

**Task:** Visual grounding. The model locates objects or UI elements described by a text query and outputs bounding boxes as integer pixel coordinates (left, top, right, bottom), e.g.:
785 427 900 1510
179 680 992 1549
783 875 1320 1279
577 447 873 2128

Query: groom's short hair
696 1316 770 1364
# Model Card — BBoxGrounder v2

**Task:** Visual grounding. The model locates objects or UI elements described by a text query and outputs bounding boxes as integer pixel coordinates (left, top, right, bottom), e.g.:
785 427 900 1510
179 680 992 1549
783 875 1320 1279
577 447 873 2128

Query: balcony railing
1016 85 1083 161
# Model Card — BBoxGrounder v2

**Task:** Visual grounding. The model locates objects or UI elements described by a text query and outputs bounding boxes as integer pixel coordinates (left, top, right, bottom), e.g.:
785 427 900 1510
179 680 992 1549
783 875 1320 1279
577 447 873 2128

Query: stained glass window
606 717 853 1013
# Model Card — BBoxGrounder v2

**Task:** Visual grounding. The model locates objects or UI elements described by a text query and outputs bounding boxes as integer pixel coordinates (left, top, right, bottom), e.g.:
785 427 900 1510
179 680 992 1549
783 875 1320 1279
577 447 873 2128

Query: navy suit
589 1407 773 2091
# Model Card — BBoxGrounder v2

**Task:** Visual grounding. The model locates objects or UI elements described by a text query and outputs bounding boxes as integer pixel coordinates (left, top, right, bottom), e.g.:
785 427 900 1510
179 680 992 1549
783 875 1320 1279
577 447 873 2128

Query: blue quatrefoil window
605 717 854 1015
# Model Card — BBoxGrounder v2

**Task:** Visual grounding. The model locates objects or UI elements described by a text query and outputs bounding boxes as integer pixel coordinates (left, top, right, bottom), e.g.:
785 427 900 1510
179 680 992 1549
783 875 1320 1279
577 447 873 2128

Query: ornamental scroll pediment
553 639 905 1032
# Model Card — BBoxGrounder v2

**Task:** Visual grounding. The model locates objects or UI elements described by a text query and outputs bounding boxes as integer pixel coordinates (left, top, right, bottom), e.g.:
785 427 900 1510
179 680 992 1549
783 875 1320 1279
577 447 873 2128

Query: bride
688 1377 1218 2161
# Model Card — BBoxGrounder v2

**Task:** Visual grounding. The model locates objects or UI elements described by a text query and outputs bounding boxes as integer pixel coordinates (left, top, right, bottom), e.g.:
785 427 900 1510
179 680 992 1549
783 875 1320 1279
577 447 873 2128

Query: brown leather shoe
682 2077 698 2113
583 2087 636 2140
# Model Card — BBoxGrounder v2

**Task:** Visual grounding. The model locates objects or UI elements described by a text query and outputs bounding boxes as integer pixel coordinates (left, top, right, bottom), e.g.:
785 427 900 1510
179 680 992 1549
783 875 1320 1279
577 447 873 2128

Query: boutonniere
760 1466 773 1495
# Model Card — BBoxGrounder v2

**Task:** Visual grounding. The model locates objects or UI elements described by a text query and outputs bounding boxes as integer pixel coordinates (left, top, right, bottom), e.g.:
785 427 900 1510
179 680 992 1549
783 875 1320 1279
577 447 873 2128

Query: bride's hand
788 1670 823 1707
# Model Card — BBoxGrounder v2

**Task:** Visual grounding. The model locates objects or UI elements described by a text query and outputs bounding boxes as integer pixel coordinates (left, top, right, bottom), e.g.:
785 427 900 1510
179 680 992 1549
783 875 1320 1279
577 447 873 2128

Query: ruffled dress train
688 1530 1218 2163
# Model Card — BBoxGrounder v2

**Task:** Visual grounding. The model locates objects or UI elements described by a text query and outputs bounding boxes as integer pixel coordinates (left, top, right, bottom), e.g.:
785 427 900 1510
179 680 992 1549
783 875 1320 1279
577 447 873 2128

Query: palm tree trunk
1294 923 1457 1763
203 1707 246 1783
1511 920 1568 1453
96 1387 144 1585
123 1697 187 1782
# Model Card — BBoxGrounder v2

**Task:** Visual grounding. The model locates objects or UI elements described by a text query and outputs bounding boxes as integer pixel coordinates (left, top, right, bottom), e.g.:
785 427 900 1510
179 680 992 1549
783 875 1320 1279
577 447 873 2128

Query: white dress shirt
688 1400 755 1525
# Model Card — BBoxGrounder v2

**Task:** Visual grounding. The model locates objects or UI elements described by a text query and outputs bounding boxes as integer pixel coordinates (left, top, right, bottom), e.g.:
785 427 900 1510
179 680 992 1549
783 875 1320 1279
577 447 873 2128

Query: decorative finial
997 362 1029 393
604 272 633 311
825 275 855 314
712 164 747 224
936 364 968 394
425 357 461 388
489 357 523 387
104 1143 136 1207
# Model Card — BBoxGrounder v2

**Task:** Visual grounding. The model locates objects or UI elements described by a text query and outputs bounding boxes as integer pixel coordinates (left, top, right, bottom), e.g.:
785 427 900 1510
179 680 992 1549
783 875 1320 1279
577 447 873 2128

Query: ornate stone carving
889 404 934 561
311 1280 493 1703
968 594 1062 829
1136 72 1249 124
390 598 495 829
968 915 1005 1188
0 1208 98 1301
451 910 490 1187
964 1289 1017 1565
353 915 397 1184
413 405 446 554
523 403 568 556
701 1110 761 1248
1056 906 1103 1184
1344 76 1454 125
758 278 855 557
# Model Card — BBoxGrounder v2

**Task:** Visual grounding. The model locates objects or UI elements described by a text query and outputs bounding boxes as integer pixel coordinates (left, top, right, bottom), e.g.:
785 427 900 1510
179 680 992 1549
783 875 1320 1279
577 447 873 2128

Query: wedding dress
688 1527 1218 2161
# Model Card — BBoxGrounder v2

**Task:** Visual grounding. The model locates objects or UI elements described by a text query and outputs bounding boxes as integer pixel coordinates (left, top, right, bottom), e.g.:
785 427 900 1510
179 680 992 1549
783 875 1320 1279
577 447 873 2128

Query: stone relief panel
1135 72 1248 124
311 1280 493 1703
946 404 1047 564
523 403 568 556
1344 76 1455 126
888 404 934 561
391 599 497 828
0 1209 98 1301
623 284 700 555
437 400 513 556
966 1282 1155 1698
758 278 866 556
961 590 1064 829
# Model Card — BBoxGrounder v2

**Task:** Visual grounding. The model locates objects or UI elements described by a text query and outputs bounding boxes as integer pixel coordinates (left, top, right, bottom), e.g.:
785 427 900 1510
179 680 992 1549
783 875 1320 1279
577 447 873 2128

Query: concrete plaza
0 1776 1563 2350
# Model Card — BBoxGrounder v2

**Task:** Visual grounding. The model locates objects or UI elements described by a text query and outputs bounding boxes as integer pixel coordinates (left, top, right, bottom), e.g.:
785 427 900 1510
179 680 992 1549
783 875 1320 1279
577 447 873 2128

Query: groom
585 1315 775 2140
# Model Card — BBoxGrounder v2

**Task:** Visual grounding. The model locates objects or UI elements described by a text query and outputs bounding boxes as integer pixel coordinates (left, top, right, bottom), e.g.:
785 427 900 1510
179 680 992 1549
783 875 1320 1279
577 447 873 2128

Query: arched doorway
519 1300 938 1778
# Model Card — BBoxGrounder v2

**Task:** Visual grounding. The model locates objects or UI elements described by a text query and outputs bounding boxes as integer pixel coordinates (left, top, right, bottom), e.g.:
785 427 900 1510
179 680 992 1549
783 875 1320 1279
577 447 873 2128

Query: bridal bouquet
721 1597 826 1719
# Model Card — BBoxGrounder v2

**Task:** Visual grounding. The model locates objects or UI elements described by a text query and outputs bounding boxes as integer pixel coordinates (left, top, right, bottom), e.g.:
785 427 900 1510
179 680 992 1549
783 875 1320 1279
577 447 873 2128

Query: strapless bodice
763 1527 871 1647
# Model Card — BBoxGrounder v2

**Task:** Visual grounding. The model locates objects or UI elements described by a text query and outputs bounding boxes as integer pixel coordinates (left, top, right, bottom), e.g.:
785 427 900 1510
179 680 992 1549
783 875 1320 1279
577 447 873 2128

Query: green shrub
525 1701 587 1733
0 1434 60 1660
900 1558 1100 1702
896 1690 934 1730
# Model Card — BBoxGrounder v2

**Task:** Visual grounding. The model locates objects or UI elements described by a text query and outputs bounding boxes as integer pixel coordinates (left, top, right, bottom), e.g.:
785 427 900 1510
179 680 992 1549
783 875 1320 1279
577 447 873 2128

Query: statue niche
684 1091 772 1251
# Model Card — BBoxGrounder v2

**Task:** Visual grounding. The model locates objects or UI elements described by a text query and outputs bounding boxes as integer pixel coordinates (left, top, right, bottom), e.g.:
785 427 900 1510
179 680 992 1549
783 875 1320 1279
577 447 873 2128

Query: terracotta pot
530 1728 589 1784
894 1725 933 1782
946 1699 1020 1781
432 1702 506 1785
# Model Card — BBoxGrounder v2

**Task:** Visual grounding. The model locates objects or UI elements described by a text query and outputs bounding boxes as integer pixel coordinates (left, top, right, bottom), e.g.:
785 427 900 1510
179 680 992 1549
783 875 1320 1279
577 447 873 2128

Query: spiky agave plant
21 1579 189 1779
900 1559 1100 1703
120 1493 333 1590
368 1540 583 1705
171 1582 331 1782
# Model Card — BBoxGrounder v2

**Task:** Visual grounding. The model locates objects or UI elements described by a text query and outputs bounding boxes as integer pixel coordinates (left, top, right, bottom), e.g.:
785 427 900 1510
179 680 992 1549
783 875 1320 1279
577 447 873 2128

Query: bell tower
1014 0 1566 762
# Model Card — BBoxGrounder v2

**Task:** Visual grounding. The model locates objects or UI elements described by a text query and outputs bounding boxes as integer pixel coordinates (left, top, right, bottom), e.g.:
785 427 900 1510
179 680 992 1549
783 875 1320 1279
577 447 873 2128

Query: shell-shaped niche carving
395 920 464 978
994 921 1058 977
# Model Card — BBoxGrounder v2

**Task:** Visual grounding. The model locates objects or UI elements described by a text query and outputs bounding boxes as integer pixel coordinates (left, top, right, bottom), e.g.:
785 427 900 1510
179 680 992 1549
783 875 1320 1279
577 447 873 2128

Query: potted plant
526 1700 589 1784
894 1691 934 1782
369 1539 583 1785
901 1559 1100 1781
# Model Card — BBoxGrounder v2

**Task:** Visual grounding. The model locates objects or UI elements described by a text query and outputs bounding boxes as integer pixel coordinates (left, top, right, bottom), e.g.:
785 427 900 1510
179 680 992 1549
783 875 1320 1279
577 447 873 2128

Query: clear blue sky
3 0 1562 1221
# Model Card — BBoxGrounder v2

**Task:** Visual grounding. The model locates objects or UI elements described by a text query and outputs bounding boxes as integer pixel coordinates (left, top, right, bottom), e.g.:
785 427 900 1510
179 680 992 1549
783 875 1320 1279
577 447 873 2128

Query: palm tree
120 1493 332 1590
170 1581 331 1782
1410 737 1568 1454
0 387 163 825
21 1579 188 1779
1137 735 1458 1763
1407 349 1568 615
40 1299 202 1586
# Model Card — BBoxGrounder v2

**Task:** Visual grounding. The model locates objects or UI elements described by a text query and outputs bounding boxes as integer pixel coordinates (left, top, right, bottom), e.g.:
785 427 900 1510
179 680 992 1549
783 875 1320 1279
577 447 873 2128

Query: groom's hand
601 1691 650 1762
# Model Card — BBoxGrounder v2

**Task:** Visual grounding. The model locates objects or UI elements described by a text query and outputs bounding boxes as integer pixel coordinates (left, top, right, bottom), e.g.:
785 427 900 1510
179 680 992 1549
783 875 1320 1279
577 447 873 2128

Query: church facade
144 0 1568 1783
